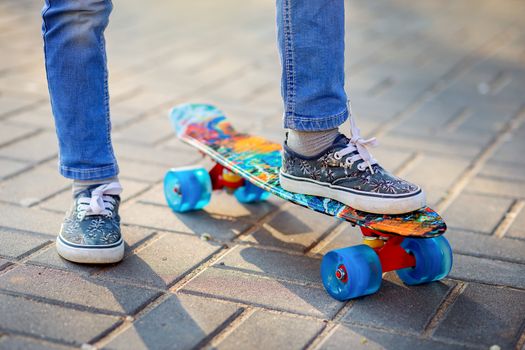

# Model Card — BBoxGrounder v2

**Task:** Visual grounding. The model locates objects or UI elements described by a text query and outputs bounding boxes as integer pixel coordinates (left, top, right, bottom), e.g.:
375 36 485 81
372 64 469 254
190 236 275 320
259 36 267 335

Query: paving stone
0 293 120 345
0 227 52 259
343 276 453 334
117 159 166 183
0 203 63 236
106 293 241 350
182 267 343 318
370 147 414 174
0 264 160 315
490 132 525 166
27 244 103 275
3 105 55 130
0 162 68 206
243 205 339 252
399 154 470 195
217 310 324 350
314 223 366 255
319 324 467 350
113 141 200 167
449 253 525 289
0 123 35 147
0 131 58 163
0 158 29 179
380 132 484 158
480 160 525 182
0 335 74 350
443 193 513 234
433 283 525 349
0 92 42 118
114 116 175 146
121 202 251 241
216 245 322 284
97 232 222 288
447 229 525 264
467 176 525 198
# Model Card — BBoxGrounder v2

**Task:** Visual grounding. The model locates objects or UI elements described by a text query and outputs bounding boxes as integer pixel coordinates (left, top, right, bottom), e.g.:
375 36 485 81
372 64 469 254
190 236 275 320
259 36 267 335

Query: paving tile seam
516 327 525 350
209 264 325 289
169 246 237 293
198 307 256 349
176 289 340 324
444 106 472 132
0 154 58 181
91 293 171 349
477 174 525 185
193 307 248 350
307 222 350 256
304 322 336 350
230 240 325 260
493 199 524 238
422 281 466 338
462 189 525 202
392 151 422 177
372 27 517 139
0 127 42 149
0 327 86 348
0 333 78 350
451 248 525 266
0 98 48 121
436 103 525 213
448 276 525 291
0 288 131 318
0 242 54 276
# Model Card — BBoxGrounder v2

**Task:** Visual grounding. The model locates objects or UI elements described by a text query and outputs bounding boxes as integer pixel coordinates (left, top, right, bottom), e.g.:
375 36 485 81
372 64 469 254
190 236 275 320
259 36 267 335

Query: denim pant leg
277 0 349 131
42 0 118 180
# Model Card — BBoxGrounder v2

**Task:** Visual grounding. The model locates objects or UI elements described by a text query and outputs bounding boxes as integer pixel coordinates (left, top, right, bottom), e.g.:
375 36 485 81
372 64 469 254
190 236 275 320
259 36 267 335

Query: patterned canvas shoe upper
59 182 123 248
281 115 422 203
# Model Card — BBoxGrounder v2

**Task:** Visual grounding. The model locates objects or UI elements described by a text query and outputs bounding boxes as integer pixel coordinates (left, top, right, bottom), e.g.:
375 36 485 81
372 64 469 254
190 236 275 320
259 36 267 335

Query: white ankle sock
73 177 120 196
286 128 340 156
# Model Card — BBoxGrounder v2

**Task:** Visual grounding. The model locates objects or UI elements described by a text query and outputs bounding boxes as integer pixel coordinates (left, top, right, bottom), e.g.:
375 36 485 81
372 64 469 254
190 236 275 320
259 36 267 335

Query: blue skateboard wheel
396 236 453 285
321 245 382 300
234 181 270 203
164 167 212 213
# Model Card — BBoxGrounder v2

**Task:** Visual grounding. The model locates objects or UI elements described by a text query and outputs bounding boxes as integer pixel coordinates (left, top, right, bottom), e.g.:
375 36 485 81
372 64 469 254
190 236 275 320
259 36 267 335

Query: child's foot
280 122 425 214
56 182 124 263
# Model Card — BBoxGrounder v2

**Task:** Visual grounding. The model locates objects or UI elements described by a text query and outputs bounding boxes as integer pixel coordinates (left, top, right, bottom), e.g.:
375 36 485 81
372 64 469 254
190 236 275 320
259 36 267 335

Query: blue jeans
42 0 348 180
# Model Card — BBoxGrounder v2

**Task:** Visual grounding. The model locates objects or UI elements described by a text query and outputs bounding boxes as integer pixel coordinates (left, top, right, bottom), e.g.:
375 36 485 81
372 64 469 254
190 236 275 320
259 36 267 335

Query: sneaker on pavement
279 119 425 214
56 182 124 263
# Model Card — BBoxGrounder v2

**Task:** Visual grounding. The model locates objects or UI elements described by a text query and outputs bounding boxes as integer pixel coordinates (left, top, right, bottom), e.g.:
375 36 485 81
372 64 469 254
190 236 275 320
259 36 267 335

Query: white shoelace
334 102 378 174
76 182 123 221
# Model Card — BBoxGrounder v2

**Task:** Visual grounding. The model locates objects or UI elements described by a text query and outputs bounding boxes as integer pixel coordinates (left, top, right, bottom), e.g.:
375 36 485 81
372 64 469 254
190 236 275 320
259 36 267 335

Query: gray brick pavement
1 0 524 348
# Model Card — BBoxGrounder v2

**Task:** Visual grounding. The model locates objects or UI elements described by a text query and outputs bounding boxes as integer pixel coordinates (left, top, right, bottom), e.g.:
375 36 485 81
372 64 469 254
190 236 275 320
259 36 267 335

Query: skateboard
164 103 452 300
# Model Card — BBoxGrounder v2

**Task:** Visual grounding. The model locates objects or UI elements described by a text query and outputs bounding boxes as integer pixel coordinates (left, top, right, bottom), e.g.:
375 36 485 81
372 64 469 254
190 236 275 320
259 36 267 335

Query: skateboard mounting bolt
335 265 347 281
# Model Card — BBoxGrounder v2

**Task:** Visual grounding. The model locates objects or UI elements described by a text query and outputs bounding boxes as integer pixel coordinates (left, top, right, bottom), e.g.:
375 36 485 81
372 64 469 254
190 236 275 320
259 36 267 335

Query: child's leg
276 0 426 214
276 0 348 155
43 0 118 181
42 0 123 263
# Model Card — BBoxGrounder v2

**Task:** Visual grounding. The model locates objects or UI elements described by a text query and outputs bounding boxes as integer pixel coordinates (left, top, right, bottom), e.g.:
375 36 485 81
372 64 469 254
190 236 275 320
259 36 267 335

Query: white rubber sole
279 171 426 214
56 237 124 264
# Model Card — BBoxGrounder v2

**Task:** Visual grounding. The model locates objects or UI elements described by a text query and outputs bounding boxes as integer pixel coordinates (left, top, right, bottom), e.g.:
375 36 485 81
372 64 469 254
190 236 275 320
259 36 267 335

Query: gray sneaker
56 182 124 263
279 124 425 214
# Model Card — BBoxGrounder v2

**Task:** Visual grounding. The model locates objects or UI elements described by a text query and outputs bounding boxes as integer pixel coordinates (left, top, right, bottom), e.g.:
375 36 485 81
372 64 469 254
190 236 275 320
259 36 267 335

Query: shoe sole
56 236 124 264
279 171 426 214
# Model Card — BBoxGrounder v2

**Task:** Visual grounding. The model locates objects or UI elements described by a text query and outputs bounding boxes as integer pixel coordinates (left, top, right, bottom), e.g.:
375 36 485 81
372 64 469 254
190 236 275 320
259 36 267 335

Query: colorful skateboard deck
169 103 447 238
